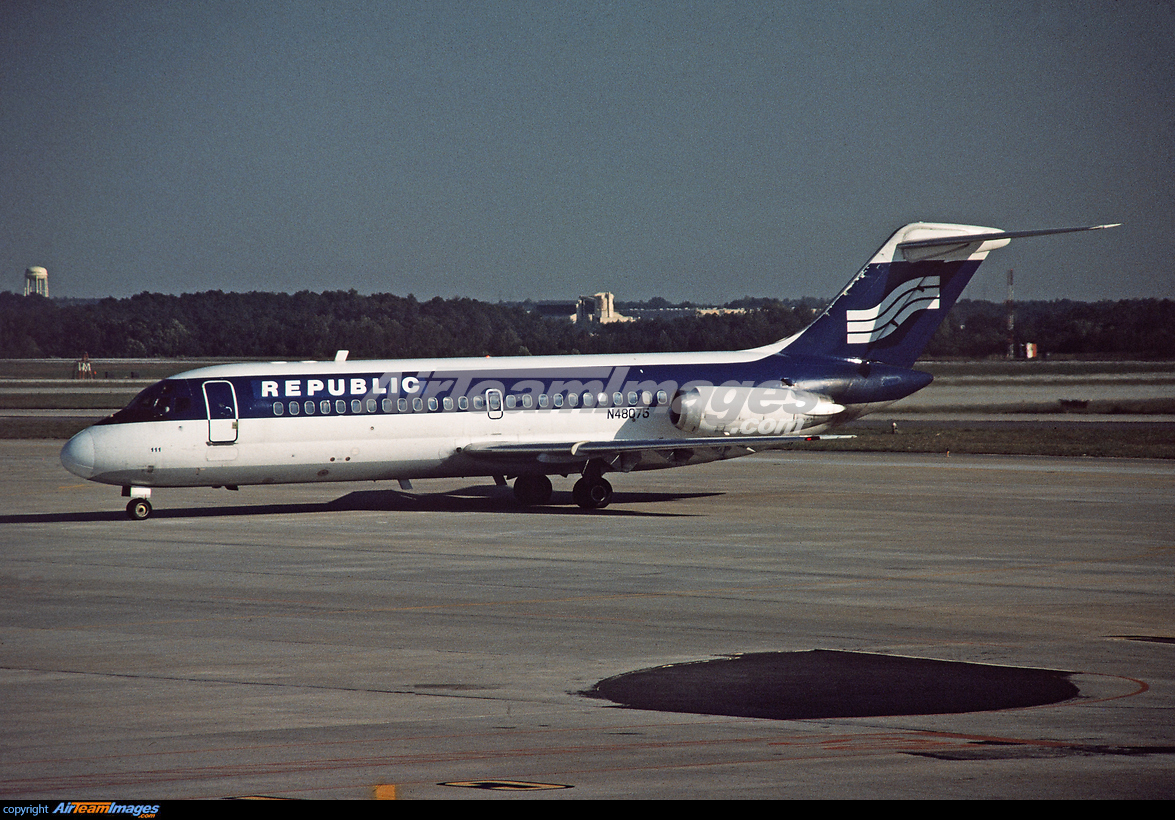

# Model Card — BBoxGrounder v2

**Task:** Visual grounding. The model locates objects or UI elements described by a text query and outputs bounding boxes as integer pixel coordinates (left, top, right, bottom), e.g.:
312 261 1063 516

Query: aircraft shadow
0 485 720 524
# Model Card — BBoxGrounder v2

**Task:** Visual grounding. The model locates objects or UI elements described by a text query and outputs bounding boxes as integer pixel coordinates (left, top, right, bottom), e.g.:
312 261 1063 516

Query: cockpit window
103 380 194 424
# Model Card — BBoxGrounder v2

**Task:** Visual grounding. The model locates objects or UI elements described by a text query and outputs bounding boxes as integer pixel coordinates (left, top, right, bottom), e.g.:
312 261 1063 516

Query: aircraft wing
459 434 854 464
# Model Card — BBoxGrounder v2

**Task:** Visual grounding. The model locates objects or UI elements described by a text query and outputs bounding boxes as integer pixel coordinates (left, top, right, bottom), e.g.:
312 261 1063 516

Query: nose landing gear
122 487 153 520
126 498 153 520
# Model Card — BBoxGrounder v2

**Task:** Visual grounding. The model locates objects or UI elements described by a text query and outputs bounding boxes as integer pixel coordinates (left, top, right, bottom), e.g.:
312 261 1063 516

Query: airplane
60 221 1118 519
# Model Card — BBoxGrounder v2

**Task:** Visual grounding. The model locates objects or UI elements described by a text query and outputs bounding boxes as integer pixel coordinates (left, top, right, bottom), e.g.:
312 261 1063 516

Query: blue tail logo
845 275 940 345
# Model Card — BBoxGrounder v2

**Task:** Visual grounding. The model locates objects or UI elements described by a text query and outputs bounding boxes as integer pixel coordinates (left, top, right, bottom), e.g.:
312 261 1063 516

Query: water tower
24 266 48 297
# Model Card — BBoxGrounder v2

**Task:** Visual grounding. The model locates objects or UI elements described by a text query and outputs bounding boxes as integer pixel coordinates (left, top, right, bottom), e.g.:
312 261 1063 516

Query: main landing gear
513 461 613 510
572 475 613 510
512 474 553 506
573 459 613 510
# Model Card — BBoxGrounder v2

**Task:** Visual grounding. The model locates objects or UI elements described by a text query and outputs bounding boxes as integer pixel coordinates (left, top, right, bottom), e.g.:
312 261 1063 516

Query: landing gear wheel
573 476 613 510
126 498 152 520
513 474 553 506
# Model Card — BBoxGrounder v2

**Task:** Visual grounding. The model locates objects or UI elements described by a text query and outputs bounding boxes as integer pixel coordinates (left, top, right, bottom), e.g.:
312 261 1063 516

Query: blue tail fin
780 222 1118 368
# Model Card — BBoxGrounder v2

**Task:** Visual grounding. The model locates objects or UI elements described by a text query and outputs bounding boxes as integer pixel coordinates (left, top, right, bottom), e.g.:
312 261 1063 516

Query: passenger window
289 401 300 415
337 400 347 414
427 397 439 411
458 396 469 411
656 390 668 405
614 392 624 406
521 394 533 409
598 392 610 406
352 399 362 413
641 391 652 405
568 392 579 407
382 398 393 413
398 398 408 412
304 400 315 415
443 396 454 411
473 395 485 410
273 402 284 416
538 394 549 408
582 392 594 407
366 398 377 413
412 397 423 412
553 393 563 408
505 395 517 409
628 391 638 406
320 400 331 414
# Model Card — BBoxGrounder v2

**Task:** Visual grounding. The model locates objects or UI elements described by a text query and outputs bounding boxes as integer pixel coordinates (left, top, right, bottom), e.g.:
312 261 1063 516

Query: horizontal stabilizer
898 223 1120 252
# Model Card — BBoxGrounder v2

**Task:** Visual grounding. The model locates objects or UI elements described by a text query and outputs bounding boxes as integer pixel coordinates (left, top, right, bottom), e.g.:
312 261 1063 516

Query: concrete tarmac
1 441 1172 799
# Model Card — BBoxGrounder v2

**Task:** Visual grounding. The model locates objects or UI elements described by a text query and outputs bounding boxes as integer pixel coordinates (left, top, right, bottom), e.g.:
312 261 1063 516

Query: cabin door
203 380 238 444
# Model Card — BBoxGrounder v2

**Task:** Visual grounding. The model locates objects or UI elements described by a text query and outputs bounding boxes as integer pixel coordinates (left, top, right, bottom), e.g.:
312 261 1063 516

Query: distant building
24 266 48 297
520 292 752 323
575 292 633 325
614 305 749 321
530 300 579 320
693 306 748 317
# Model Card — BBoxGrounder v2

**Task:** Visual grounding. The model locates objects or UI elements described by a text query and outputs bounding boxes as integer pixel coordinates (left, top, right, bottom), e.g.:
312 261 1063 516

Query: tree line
929 299 1175 359
1 290 1172 360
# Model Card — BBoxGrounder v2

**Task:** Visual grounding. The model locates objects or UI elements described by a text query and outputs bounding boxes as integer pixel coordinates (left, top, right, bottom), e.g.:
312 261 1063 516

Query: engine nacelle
670 385 844 436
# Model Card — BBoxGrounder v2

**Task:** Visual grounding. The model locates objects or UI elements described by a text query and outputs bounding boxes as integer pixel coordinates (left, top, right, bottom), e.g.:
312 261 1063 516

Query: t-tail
780 222 1120 368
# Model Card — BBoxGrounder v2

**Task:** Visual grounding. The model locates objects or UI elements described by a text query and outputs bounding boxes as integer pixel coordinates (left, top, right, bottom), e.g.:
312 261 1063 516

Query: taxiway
1 441 1171 799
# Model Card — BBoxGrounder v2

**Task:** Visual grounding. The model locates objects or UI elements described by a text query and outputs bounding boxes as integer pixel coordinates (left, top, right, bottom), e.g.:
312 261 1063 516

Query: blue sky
2 1 1171 302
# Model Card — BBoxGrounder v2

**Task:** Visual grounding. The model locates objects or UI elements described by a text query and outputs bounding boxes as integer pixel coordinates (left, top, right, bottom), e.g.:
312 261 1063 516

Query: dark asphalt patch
584 650 1079 720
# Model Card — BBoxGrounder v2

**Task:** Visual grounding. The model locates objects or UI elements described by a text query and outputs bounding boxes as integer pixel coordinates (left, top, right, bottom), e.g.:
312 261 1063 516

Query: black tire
513 474 553 506
572 477 613 510
126 499 152 520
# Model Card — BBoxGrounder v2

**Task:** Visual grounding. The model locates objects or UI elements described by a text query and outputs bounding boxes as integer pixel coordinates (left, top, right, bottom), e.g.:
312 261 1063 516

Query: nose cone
61 429 95 479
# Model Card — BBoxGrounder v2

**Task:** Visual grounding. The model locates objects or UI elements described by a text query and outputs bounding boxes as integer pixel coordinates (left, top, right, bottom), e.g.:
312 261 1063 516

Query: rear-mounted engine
669 385 843 436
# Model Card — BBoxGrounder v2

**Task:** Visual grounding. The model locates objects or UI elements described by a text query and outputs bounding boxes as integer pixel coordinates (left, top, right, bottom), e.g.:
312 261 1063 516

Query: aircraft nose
61 429 95 479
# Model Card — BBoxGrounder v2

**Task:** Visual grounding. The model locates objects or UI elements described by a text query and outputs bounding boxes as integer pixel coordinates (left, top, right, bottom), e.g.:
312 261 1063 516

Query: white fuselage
60 345 841 490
